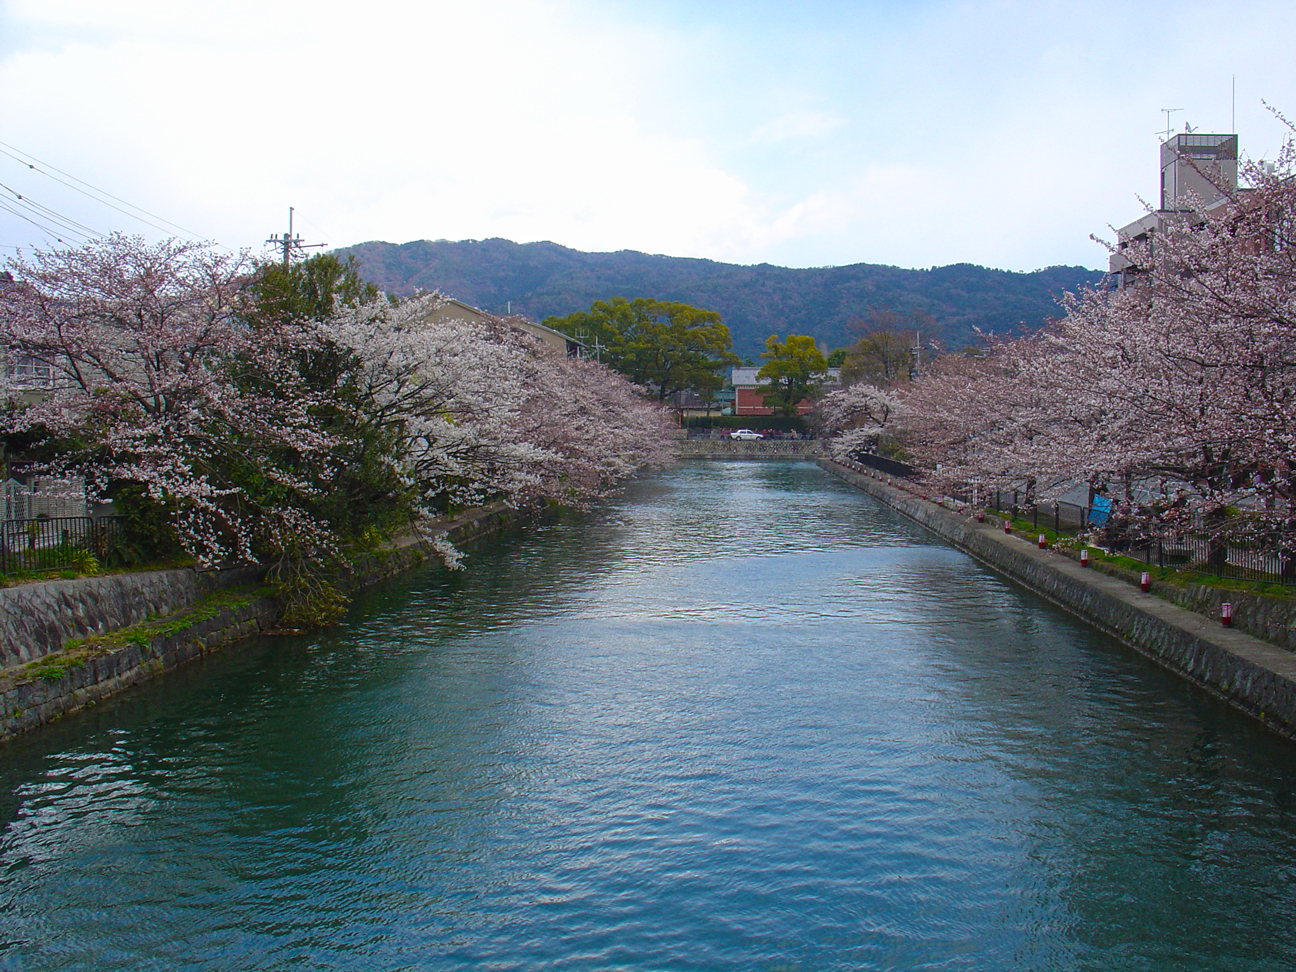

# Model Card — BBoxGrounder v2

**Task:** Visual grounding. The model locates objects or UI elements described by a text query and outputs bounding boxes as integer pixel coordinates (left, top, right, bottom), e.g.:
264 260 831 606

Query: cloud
749 110 848 144
1 0 1295 273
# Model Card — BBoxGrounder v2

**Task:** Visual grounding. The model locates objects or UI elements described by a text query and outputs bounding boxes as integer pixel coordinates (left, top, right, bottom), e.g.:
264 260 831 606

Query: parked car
730 429 764 440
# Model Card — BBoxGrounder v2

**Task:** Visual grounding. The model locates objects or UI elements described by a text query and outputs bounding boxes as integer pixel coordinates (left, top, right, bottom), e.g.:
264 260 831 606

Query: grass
993 513 1294 599
0 552 198 588
18 586 268 685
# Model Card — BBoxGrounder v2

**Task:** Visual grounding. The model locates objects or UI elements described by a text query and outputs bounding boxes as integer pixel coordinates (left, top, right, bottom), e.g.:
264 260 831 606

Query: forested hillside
335 238 1104 357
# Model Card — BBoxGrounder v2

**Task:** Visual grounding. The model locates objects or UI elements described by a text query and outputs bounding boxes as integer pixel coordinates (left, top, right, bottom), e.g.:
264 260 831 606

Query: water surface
3 461 1296 970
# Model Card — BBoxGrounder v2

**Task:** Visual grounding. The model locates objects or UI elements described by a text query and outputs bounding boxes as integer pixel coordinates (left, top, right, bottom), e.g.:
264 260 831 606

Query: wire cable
0 199 88 244
0 140 204 240
0 180 103 238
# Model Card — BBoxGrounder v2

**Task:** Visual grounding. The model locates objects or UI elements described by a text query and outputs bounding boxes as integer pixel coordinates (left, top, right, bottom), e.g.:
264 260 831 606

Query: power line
0 139 204 240
0 180 103 238
0 199 87 244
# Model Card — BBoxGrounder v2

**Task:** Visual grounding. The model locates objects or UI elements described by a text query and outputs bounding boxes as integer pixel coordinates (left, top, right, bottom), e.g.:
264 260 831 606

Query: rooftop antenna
1232 74 1236 132
1159 108 1184 141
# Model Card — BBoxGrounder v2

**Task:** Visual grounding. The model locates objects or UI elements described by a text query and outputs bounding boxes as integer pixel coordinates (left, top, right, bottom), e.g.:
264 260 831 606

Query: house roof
420 296 585 353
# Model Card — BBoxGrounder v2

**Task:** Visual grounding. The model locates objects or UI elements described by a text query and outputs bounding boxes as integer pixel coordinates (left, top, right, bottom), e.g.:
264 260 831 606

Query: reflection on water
2 461 1296 971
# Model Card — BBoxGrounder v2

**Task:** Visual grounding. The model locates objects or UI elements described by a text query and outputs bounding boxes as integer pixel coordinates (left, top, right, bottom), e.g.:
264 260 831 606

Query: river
3 461 1296 970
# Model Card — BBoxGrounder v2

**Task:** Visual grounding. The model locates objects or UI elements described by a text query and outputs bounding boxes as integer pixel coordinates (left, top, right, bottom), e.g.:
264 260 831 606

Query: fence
846 452 919 479
834 459 1295 588
985 490 1293 586
0 516 124 575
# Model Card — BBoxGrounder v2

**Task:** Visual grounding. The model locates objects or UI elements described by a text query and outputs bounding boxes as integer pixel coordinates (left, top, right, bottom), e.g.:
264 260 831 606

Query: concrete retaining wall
0 501 522 742
0 564 263 670
819 459 1296 740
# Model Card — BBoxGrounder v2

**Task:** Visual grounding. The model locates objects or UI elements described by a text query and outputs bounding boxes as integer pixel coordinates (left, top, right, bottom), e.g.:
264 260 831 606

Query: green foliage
109 482 184 564
839 310 932 386
267 560 350 630
32 664 66 683
757 334 828 417
67 548 99 577
544 296 739 401
248 253 381 325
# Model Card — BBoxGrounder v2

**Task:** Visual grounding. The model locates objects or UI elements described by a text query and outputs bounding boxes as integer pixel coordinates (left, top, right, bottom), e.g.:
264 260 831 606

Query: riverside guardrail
677 439 827 458
831 460 1295 591
0 515 123 575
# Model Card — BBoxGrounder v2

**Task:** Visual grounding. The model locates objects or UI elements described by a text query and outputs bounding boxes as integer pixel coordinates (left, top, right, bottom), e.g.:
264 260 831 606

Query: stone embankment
0 502 520 742
819 458 1296 740
678 439 825 459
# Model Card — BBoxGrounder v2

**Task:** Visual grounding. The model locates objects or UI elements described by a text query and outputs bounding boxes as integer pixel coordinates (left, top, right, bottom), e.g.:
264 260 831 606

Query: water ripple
3 462 1296 970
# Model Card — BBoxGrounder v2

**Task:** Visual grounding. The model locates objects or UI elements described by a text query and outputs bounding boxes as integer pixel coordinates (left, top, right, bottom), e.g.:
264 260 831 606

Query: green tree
757 334 828 417
839 309 937 386
545 297 739 401
248 253 381 325
247 255 411 541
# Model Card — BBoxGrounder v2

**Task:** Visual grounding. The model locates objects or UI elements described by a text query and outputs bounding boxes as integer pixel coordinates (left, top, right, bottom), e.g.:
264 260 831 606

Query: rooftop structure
420 296 585 358
1110 132 1239 287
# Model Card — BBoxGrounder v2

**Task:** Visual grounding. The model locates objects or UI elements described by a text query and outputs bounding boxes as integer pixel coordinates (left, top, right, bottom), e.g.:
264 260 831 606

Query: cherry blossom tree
1 234 335 567
898 123 1296 559
319 294 674 534
0 236 677 587
814 381 902 459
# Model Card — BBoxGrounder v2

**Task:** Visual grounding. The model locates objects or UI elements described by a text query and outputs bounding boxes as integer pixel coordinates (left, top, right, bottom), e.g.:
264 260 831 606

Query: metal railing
833 460 1295 589
983 491 1294 587
0 515 124 575
843 452 918 479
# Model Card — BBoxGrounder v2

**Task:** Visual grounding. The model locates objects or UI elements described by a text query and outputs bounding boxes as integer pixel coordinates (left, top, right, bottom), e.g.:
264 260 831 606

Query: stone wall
678 439 826 459
0 564 262 670
819 459 1296 740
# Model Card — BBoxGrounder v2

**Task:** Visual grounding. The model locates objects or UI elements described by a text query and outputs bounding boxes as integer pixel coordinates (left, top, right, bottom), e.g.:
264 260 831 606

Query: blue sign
1088 495 1112 526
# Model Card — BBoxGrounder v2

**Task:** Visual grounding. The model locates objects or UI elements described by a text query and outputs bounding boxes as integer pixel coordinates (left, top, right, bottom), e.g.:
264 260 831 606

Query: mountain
334 238 1105 359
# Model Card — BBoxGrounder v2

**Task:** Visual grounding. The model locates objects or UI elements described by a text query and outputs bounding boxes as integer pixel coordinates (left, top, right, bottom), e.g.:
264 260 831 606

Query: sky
1 0 1294 273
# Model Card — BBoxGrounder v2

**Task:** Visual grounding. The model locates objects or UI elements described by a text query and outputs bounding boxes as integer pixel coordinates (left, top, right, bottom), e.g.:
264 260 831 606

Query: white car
730 429 764 440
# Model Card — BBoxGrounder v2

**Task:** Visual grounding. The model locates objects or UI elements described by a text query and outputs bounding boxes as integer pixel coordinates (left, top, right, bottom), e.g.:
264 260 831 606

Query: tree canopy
543 296 738 401
837 309 937 386
757 333 828 417
885 123 1296 562
0 237 675 597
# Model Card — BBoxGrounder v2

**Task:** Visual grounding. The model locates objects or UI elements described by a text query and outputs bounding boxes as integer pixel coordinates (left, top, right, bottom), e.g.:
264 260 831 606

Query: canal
3 461 1296 970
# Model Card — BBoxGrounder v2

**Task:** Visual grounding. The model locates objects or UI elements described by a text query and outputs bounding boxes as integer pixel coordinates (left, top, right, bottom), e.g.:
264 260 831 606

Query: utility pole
265 207 324 267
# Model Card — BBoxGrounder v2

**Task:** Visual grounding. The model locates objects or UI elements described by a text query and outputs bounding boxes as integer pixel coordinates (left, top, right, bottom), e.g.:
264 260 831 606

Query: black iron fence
845 452 919 479
984 491 1293 587
0 515 124 575
833 459 1295 589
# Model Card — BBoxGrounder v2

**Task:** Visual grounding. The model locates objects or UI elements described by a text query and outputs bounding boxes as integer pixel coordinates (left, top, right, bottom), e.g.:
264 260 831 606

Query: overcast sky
2 0 1294 272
